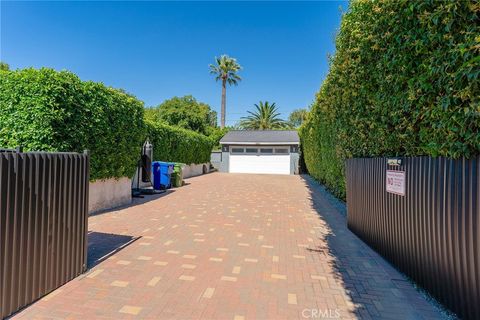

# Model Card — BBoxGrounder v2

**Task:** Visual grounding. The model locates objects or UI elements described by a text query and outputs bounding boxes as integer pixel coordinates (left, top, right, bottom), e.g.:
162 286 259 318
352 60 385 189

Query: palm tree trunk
221 79 226 128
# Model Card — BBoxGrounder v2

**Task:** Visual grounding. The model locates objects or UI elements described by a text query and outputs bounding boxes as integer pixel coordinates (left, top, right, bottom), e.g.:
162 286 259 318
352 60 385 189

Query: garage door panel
229 155 290 175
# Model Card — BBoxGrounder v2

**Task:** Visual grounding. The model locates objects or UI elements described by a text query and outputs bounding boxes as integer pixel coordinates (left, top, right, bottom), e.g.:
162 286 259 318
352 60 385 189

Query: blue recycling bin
152 161 174 190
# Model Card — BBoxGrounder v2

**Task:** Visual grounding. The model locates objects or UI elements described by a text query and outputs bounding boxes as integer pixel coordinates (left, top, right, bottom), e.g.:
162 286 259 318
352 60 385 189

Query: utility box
141 141 153 182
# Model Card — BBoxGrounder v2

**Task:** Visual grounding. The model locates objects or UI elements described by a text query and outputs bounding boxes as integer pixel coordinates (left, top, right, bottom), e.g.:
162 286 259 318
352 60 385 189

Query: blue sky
1 1 347 125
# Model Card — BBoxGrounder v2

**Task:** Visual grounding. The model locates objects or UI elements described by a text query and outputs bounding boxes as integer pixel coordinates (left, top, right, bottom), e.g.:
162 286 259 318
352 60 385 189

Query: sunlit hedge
146 120 213 164
300 0 479 199
0 68 215 180
0 68 145 180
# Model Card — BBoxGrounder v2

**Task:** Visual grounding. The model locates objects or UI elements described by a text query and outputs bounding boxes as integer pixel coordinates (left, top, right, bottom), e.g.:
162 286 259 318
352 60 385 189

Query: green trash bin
172 163 184 187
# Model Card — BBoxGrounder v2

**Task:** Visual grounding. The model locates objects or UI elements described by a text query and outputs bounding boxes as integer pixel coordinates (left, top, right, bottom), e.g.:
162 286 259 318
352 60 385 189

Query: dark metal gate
1 149 89 319
346 156 479 319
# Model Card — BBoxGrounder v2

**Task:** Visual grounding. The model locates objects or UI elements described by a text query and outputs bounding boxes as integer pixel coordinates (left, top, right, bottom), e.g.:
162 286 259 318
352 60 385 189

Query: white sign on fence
386 170 406 196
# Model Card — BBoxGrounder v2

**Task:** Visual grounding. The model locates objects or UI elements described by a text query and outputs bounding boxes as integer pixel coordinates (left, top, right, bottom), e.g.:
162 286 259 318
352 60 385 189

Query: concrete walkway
13 173 445 319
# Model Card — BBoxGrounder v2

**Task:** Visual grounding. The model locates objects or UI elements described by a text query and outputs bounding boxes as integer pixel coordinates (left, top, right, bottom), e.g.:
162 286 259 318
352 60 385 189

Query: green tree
288 108 308 127
205 126 230 149
209 55 242 128
0 62 10 71
239 101 291 130
146 95 216 135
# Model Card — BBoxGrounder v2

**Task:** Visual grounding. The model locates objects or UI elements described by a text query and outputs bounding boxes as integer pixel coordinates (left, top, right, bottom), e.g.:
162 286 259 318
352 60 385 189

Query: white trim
229 146 290 156
221 142 298 145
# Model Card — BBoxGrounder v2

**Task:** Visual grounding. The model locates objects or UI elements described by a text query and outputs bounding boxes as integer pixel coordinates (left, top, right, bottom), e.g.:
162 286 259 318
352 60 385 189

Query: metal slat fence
0 150 89 319
346 156 479 319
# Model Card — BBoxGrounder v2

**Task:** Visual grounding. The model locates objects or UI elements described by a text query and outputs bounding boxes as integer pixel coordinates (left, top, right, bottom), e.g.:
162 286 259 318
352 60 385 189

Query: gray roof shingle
220 130 300 145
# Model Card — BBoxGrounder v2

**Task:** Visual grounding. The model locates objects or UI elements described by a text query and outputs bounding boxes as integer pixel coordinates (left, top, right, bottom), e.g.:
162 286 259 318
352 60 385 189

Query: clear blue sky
1 1 347 125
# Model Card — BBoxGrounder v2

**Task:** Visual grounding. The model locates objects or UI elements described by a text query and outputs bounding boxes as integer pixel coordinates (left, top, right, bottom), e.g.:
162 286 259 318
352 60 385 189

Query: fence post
83 149 89 271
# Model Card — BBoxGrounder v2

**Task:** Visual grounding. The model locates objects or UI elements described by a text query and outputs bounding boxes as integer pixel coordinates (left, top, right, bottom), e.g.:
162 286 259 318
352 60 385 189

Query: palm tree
209 55 242 128
239 101 291 130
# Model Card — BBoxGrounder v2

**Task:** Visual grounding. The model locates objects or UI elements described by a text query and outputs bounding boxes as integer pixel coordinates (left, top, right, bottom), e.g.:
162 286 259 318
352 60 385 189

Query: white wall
182 163 209 179
89 177 132 213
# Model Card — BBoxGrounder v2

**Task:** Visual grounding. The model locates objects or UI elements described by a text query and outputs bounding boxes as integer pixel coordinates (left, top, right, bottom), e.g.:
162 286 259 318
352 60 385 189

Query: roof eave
220 141 299 145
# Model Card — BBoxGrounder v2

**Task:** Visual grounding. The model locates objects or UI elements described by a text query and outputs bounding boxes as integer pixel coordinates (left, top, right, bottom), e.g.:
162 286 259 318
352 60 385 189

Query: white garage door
229 146 291 175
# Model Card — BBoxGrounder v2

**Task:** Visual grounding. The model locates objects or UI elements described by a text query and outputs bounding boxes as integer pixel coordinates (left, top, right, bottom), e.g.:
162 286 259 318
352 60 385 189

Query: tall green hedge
300 0 479 199
0 68 214 180
146 120 213 164
0 68 145 180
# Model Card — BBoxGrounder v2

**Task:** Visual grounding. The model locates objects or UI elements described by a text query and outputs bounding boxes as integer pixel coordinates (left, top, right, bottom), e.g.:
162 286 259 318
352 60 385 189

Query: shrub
0 68 145 181
146 96 217 134
205 126 230 150
300 0 479 199
146 120 213 164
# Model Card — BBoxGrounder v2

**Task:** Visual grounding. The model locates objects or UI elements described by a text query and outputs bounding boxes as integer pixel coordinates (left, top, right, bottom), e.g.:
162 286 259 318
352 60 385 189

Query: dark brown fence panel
346 156 479 319
0 150 89 319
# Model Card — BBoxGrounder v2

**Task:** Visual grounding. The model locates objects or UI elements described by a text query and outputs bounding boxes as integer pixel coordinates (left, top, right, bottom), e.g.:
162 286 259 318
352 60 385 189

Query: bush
300 0 479 199
205 126 230 150
0 68 145 181
146 120 213 164
145 96 217 135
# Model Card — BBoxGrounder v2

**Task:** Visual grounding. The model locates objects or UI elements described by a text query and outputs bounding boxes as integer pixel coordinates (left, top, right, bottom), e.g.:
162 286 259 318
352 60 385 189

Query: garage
218 130 300 175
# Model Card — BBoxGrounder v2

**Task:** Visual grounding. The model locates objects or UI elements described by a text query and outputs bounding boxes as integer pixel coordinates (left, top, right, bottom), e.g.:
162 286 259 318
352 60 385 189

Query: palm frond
239 101 291 130
209 54 242 87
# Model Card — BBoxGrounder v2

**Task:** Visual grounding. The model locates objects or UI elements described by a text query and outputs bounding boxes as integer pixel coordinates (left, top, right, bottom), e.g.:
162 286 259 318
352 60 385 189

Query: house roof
220 130 300 145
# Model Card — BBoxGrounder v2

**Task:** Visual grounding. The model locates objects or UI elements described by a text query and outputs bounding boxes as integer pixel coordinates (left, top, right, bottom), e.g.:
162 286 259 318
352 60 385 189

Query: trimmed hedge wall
0 68 145 181
0 68 215 180
146 120 213 164
300 0 479 199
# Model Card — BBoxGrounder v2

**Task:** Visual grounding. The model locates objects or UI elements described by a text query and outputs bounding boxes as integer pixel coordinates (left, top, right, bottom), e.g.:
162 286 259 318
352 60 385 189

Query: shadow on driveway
87 231 139 268
86 189 180 268
89 189 176 217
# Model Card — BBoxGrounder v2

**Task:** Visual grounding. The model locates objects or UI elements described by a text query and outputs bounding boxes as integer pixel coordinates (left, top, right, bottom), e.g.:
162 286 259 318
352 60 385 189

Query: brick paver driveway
13 173 445 320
